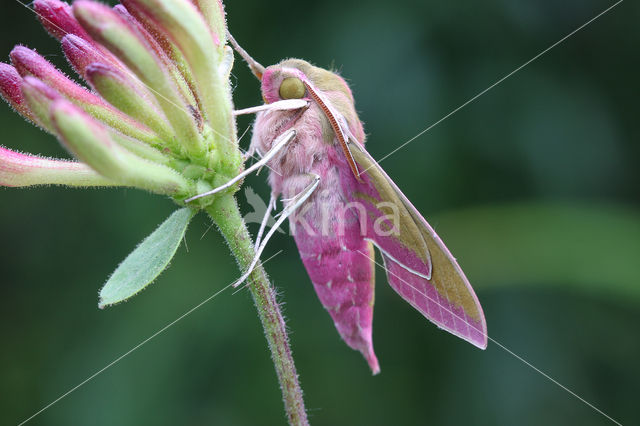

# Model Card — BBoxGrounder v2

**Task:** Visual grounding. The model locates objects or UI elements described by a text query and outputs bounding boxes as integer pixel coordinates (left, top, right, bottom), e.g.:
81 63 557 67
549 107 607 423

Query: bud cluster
0 0 241 206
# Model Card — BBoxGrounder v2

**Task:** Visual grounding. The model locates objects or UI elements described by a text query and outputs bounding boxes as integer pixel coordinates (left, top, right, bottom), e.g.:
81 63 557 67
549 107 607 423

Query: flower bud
3 0 242 206
0 63 37 123
85 62 174 141
21 76 61 132
34 0 122 64
34 0 93 42
61 34 127 80
0 146 116 187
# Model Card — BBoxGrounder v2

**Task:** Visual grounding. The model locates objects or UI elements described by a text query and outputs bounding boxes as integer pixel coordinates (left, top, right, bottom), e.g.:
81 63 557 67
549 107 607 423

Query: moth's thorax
252 57 367 205
251 103 330 194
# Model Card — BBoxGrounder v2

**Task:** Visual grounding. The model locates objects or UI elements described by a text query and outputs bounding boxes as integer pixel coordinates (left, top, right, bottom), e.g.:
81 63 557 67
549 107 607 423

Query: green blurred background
1 0 638 425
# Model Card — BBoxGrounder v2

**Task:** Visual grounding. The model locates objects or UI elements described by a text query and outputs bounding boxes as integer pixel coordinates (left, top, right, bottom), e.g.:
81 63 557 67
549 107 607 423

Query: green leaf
99 207 196 308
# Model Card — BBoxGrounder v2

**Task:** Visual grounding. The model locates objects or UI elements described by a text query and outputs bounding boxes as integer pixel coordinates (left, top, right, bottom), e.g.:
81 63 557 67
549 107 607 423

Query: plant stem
206 194 309 426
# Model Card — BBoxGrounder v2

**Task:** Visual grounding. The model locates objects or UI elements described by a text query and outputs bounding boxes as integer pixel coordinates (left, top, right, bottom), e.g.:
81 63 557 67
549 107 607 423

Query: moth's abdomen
301 240 378 373
291 178 380 373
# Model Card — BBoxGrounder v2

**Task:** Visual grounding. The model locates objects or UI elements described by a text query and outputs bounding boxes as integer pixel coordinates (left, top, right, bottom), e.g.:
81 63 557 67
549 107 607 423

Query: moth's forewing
346 141 488 349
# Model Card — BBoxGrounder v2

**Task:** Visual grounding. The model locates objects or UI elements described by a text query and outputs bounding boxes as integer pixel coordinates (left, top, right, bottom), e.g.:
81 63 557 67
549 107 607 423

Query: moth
189 35 487 373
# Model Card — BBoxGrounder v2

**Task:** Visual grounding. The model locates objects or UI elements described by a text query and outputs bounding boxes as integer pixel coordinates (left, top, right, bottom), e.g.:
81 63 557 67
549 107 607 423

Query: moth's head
260 59 355 106
228 34 364 142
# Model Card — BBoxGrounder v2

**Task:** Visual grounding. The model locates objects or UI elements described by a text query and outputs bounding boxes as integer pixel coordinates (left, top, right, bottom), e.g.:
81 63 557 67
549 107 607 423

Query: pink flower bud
0 146 115 187
61 34 123 80
35 0 132 75
0 63 35 122
34 0 93 42
11 45 98 105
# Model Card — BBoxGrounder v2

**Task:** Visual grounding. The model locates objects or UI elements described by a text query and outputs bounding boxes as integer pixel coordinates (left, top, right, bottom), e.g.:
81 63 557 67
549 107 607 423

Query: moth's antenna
226 31 265 80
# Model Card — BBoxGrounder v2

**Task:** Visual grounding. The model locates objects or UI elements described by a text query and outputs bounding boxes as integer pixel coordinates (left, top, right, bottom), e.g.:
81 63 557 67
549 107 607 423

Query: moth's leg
233 173 321 288
235 100 309 161
233 99 308 116
254 193 277 252
185 129 297 203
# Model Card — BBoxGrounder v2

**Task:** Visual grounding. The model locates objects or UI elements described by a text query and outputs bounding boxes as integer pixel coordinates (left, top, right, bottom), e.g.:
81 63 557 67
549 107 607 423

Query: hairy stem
206 194 309 426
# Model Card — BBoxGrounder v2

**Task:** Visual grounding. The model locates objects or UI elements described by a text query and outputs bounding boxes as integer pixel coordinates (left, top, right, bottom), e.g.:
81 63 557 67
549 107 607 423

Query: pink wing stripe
382 255 486 348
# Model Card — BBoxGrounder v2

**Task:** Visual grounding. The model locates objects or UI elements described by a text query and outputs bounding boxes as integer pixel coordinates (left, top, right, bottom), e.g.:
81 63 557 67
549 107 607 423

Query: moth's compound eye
279 77 305 99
